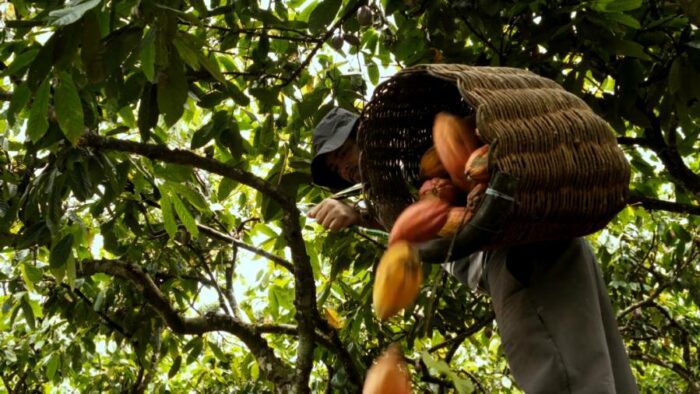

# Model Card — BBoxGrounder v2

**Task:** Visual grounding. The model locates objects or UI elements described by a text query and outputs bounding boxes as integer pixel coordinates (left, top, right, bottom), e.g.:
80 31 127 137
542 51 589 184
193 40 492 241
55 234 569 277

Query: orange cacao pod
419 146 447 179
373 241 423 321
464 144 490 182
437 207 472 237
388 198 450 246
419 178 459 204
433 112 482 191
363 344 413 394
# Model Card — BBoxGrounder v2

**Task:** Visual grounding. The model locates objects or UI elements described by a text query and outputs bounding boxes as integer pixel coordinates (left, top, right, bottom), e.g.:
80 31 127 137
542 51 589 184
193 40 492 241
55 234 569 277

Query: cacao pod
363 344 413 394
432 112 482 191
419 178 459 204
437 207 471 238
373 241 423 321
419 146 447 179
388 198 450 246
464 144 490 182
467 182 488 212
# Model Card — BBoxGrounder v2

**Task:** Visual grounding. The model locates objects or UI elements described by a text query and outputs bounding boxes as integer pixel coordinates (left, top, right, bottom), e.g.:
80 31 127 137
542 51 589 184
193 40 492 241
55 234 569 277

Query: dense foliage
0 0 698 392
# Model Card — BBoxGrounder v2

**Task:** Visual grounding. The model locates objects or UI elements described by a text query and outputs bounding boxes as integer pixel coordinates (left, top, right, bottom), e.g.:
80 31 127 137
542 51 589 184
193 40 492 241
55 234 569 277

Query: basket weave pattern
358 64 630 248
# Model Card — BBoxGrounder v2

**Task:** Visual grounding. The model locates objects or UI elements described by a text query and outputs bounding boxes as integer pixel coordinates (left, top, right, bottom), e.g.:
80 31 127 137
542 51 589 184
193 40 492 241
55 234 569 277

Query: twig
277 0 368 87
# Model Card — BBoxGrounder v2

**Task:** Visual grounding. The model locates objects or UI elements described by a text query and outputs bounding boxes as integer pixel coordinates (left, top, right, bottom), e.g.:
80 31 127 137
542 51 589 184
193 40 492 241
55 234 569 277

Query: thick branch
627 195 700 216
281 212 318 393
80 134 295 211
180 22 321 43
77 259 295 389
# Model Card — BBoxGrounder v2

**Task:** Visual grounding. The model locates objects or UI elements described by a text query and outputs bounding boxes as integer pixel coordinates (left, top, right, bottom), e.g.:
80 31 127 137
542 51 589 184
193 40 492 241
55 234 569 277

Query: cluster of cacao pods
365 112 490 390
372 112 491 322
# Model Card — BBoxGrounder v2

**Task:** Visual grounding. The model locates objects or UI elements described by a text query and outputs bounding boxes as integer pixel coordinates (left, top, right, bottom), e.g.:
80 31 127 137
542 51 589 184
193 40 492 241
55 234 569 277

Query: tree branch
77 259 295 389
627 195 700 216
277 0 368 87
429 313 495 354
197 224 295 272
630 352 697 385
281 212 318 393
617 136 653 148
180 22 322 43
0 89 12 101
80 134 295 212
637 101 700 200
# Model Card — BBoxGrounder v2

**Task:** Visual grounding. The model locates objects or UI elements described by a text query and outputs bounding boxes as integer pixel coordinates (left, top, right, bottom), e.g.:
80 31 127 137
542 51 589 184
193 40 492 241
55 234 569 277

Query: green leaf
173 34 201 71
186 337 204 364
168 355 182 378
55 71 85 145
20 263 43 292
27 78 51 142
605 12 641 29
592 0 642 12
2 48 39 77
167 182 207 211
157 60 188 127
217 178 237 201
668 57 682 96
224 82 250 106
50 234 74 269
66 257 76 289
198 52 226 84
138 83 159 141
171 193 199 238
8 83 31 126
420 351 473 394
46 353 60 380
208 341 228 362
81 11 105 84
191 121 219 149
308 0 342 32
367 62 379 85
140 28 156 82
21 295 36 329
48 0 102 26
160 194 177 239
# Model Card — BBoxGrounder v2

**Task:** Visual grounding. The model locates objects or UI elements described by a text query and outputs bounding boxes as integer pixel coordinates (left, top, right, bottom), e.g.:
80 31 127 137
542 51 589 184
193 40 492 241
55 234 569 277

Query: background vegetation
0 0 698 392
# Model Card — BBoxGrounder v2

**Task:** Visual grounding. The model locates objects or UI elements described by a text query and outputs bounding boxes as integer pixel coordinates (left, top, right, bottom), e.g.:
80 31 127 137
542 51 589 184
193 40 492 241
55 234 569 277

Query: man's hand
307 198 360 231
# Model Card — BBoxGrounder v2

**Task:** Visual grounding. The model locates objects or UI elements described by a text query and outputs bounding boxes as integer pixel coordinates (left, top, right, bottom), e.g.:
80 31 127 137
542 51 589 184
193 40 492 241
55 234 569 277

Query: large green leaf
50 234 74 269
48 0 102 26
2 48 39 77
55 71 85 145
27 78 51 142
140 28 156 82
308 0 342 32
157 60 188 127
8 82 31 126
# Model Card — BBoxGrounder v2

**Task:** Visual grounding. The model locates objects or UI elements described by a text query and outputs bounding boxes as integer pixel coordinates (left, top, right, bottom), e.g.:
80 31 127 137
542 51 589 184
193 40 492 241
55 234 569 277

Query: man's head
311 108 361 190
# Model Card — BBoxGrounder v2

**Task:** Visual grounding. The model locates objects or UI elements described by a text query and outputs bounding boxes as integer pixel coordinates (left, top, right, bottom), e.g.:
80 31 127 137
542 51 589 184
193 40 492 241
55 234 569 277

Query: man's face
326 138 361 184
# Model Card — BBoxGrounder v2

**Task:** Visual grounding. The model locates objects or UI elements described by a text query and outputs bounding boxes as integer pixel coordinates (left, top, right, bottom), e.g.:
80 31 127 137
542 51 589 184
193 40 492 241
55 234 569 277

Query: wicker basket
357 64 630 252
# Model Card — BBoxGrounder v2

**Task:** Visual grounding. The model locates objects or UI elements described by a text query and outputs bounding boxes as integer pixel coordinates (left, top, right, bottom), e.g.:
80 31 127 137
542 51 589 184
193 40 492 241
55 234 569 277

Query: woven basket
357 64 630 250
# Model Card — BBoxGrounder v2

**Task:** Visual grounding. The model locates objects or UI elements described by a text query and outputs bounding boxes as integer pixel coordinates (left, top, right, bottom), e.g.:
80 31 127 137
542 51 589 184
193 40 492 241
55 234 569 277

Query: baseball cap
311 107 360 190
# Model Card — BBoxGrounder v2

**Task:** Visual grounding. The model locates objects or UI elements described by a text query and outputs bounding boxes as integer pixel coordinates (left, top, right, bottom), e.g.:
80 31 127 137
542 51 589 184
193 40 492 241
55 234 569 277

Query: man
308 107 638 393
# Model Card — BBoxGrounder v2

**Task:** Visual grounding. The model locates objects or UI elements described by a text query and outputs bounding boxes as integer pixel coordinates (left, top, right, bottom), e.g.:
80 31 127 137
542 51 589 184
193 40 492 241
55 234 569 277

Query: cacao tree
0 0 698 392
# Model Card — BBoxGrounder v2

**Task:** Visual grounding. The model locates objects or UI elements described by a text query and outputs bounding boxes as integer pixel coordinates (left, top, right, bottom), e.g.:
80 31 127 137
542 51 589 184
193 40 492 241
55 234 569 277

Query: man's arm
307 198 385 231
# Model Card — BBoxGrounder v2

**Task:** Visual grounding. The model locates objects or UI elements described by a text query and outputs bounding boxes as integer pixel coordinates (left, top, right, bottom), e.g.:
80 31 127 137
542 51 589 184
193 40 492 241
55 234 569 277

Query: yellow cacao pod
363 343 413 394
388 198 450 246
433 112 482 191
419 146 447 179
373 241 423 321
418 178 460 204
464 144 490 182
